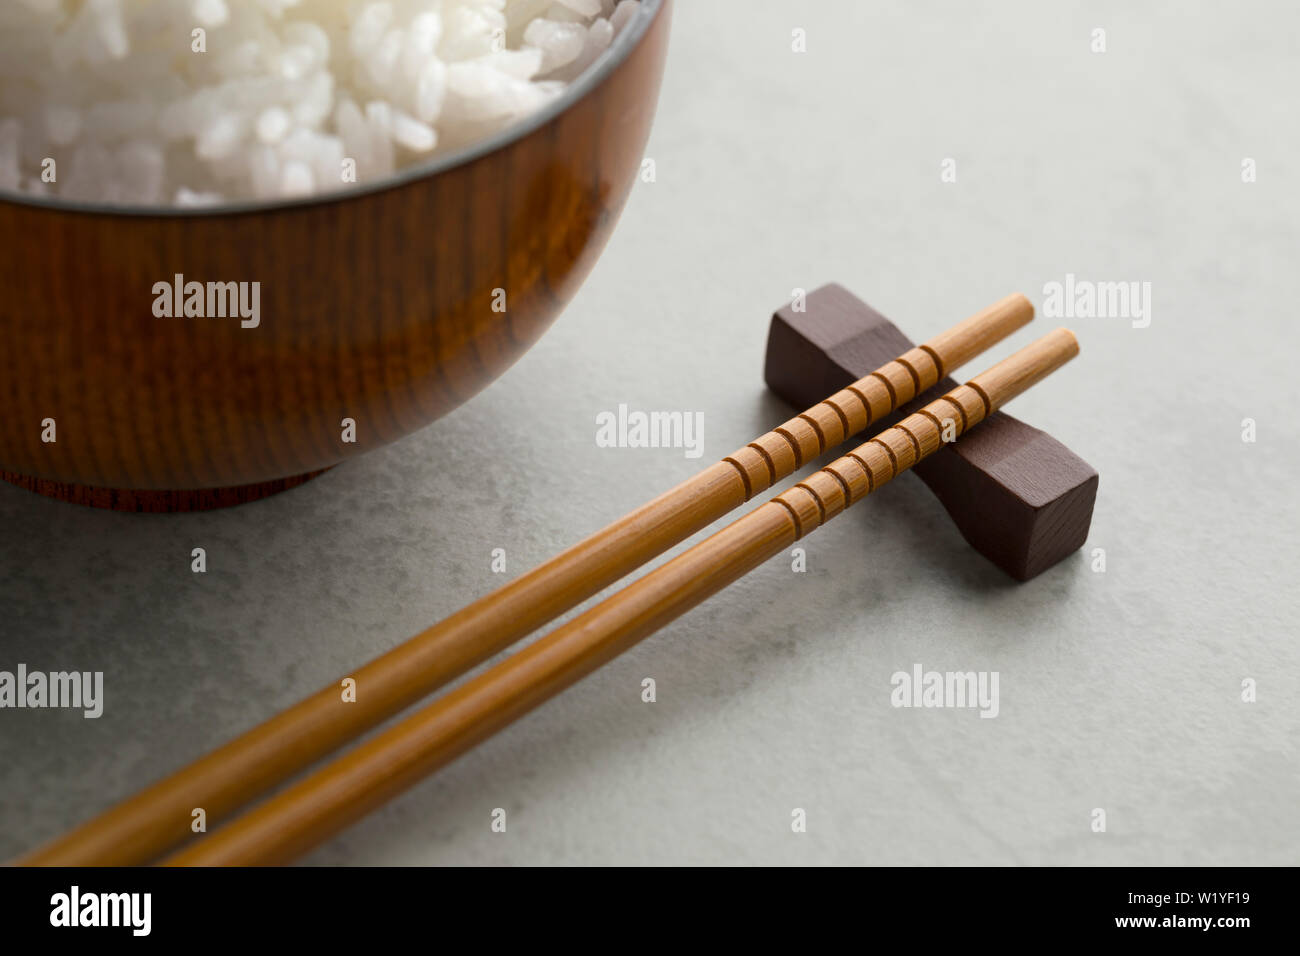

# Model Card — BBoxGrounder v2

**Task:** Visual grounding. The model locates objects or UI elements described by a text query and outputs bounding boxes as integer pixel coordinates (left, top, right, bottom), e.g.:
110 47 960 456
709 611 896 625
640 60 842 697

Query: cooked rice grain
0 0 641 205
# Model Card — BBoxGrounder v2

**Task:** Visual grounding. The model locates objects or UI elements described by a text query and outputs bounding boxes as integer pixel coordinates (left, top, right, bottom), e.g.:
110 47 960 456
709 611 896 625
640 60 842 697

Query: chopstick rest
164 328 1079 866
765 284 1098 578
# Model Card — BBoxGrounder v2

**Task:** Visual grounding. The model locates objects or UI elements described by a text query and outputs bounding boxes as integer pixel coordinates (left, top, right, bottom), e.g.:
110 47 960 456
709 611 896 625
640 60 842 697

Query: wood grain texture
765 283 1099 580
17 292 1028 867
0 0 672 495
162 329 1079 866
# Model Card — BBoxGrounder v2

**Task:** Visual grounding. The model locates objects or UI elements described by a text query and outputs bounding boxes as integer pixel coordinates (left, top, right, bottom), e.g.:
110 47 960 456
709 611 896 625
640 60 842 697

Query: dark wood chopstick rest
764 283 1098 580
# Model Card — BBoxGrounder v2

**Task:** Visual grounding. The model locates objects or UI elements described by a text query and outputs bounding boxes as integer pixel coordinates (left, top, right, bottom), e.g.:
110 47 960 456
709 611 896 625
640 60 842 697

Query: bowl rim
0 0 665 219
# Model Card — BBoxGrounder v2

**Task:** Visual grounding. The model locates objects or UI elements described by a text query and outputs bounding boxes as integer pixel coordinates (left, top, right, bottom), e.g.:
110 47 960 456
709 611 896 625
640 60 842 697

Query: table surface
3 0 1297 866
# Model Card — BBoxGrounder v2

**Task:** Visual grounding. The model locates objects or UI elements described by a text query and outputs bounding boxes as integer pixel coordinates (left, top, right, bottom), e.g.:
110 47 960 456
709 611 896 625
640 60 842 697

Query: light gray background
2 0 1297 866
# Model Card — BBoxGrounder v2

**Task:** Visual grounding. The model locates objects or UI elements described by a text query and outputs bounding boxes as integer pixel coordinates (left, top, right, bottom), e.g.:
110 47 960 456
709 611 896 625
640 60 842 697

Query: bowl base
0 469 330 512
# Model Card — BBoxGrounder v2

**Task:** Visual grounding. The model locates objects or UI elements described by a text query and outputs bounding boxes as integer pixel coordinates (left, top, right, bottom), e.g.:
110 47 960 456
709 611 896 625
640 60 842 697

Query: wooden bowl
0 0 671 510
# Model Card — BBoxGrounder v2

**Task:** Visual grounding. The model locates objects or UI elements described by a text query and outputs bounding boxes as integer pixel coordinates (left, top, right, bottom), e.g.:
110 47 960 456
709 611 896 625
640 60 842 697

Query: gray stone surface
2 0 1297 865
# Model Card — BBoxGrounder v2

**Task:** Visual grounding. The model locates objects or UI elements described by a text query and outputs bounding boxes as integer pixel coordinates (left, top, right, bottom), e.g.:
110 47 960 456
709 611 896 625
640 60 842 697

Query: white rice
0 0 642 206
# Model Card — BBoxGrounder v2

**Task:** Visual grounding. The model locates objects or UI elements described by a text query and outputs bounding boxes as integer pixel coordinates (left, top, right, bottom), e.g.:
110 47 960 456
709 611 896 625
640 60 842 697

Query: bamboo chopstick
19 294 1031 866
164 328 1078 866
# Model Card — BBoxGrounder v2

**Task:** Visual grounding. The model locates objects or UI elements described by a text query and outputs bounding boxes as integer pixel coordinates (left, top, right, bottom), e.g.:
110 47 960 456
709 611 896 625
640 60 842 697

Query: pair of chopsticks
19 294 1076 866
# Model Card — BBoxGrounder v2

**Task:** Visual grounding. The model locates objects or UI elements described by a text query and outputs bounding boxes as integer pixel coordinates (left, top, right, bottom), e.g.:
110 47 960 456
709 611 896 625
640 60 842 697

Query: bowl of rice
0 0 670 508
